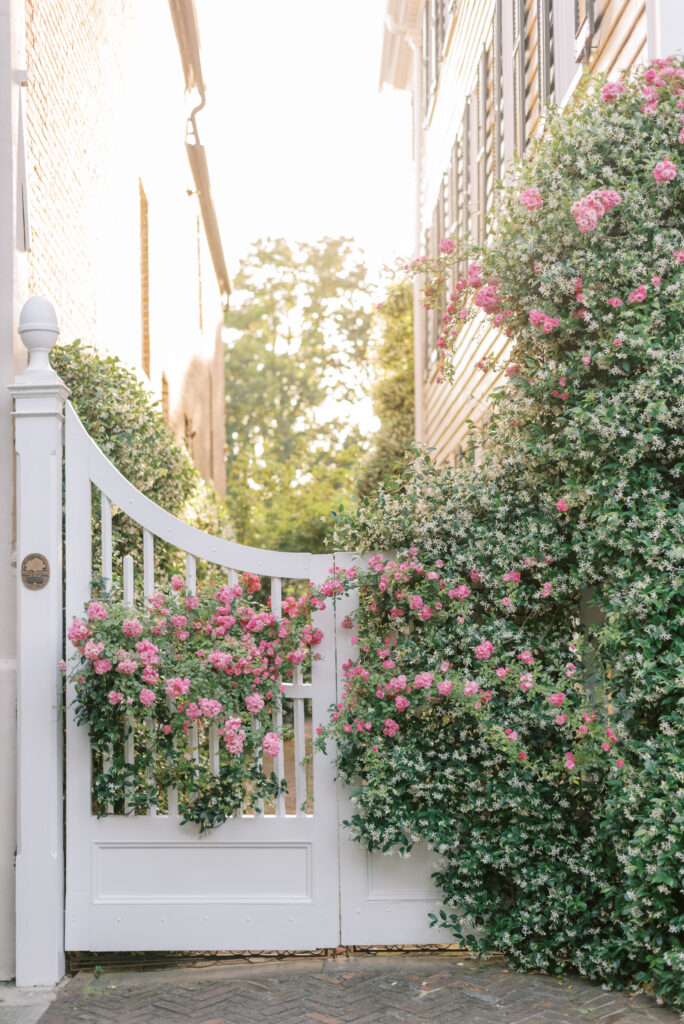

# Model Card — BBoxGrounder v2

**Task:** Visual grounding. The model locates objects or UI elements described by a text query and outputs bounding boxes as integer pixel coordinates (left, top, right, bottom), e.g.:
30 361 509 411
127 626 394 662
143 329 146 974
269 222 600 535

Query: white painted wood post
9 297 68 986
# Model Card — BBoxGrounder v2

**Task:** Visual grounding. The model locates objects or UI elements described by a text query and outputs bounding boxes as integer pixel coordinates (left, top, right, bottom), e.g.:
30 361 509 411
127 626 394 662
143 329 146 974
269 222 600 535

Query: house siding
392 0 655 464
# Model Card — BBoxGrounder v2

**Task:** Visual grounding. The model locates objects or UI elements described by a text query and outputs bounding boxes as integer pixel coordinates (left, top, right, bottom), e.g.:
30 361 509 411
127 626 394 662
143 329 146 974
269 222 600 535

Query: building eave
379 0 422 90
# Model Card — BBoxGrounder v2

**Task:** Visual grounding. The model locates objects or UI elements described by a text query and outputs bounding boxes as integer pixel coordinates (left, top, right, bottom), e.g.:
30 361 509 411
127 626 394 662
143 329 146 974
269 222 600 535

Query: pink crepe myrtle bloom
556 498 569 512
108 690 124 705
519 187 543 210
653 158 677 182
383 719 400 737
548 692 565 706
437 679 453 696
87 602 108 621
122 618 143 638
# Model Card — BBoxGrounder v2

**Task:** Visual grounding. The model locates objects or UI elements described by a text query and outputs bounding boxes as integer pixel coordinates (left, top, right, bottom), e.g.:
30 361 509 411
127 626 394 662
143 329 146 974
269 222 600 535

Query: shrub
320 57 684 1007
52 340 232 580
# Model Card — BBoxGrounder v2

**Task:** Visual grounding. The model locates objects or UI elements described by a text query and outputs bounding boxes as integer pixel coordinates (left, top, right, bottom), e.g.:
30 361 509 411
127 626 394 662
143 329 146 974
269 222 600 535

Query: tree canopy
224 237 373 551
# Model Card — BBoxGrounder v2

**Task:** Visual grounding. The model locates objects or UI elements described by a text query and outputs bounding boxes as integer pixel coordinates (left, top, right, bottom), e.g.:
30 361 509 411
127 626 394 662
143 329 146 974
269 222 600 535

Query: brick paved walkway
35 953 680 1024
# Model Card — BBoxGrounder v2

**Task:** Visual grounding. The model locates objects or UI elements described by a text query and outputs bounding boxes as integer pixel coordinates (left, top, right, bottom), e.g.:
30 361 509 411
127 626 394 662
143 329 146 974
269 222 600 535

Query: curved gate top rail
65 399 328 582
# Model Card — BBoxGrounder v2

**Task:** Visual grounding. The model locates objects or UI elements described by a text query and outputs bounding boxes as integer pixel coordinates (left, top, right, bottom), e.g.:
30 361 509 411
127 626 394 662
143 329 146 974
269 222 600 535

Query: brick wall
24 0 225 492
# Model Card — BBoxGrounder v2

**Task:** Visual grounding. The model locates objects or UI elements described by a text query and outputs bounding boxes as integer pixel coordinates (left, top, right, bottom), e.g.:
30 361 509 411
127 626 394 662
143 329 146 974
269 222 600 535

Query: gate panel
332 553 444 946
64 404 340 952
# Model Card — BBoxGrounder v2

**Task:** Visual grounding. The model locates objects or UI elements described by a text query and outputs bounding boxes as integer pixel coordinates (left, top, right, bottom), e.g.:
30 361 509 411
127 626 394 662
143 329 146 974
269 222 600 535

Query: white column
8 297 68 986
647 0 684 60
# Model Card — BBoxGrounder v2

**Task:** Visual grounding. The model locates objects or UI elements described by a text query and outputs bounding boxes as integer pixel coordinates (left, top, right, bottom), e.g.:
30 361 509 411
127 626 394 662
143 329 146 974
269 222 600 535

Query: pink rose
383 719 399 737
395 695 410 711
437 679 453 696
87 602 108 621
139 688 156 707
463 680 479 696
519 187 543 210
245 693 265 714
653 158 677 183
122 618 143 638
439 237 455 255
556 498 569 512
548 692 565 706
262 732 281 757
108 690 123 705
601 81 625 102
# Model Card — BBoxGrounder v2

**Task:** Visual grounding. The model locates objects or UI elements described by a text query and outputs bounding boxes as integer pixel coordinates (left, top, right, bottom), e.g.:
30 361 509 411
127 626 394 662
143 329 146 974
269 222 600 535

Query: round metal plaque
21 552 50 590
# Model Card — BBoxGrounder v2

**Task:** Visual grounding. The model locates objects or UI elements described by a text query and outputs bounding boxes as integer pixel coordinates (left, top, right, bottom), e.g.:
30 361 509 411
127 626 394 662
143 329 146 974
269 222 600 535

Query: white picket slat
273 705 286 817
100 493 112 591
122 554 134 606
208 723 219 776
185 552 196 595
294 697 306 817
142 528 154 598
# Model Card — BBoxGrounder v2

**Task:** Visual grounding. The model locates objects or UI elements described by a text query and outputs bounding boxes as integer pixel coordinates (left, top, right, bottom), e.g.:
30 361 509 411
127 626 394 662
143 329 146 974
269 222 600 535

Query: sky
194 0 416 283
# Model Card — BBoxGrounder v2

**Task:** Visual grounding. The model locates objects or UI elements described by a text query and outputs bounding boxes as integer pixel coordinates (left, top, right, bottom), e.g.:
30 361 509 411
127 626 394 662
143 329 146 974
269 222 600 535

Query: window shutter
537 0 553 110
575 0 594 34
477 46 488 243
574 0 594 61
422 1 431 116
493 0 504 184
460 98 471 276
512 0 526 155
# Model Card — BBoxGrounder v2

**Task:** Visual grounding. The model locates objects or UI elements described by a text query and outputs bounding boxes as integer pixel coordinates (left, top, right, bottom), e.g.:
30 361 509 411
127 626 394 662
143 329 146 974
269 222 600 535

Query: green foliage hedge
321 59 684 1007
53 340 231 579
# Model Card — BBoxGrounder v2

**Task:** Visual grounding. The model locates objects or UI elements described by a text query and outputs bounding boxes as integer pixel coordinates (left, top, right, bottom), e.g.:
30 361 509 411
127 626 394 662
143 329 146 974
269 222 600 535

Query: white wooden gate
11 298 442 986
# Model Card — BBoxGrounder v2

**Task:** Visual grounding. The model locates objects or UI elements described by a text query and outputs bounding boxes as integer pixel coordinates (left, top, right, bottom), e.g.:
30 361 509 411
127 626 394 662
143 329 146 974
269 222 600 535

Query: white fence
11 298 442 987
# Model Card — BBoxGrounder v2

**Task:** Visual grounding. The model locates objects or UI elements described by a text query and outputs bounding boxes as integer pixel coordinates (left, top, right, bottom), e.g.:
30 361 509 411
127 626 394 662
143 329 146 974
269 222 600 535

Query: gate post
9 297 69 986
